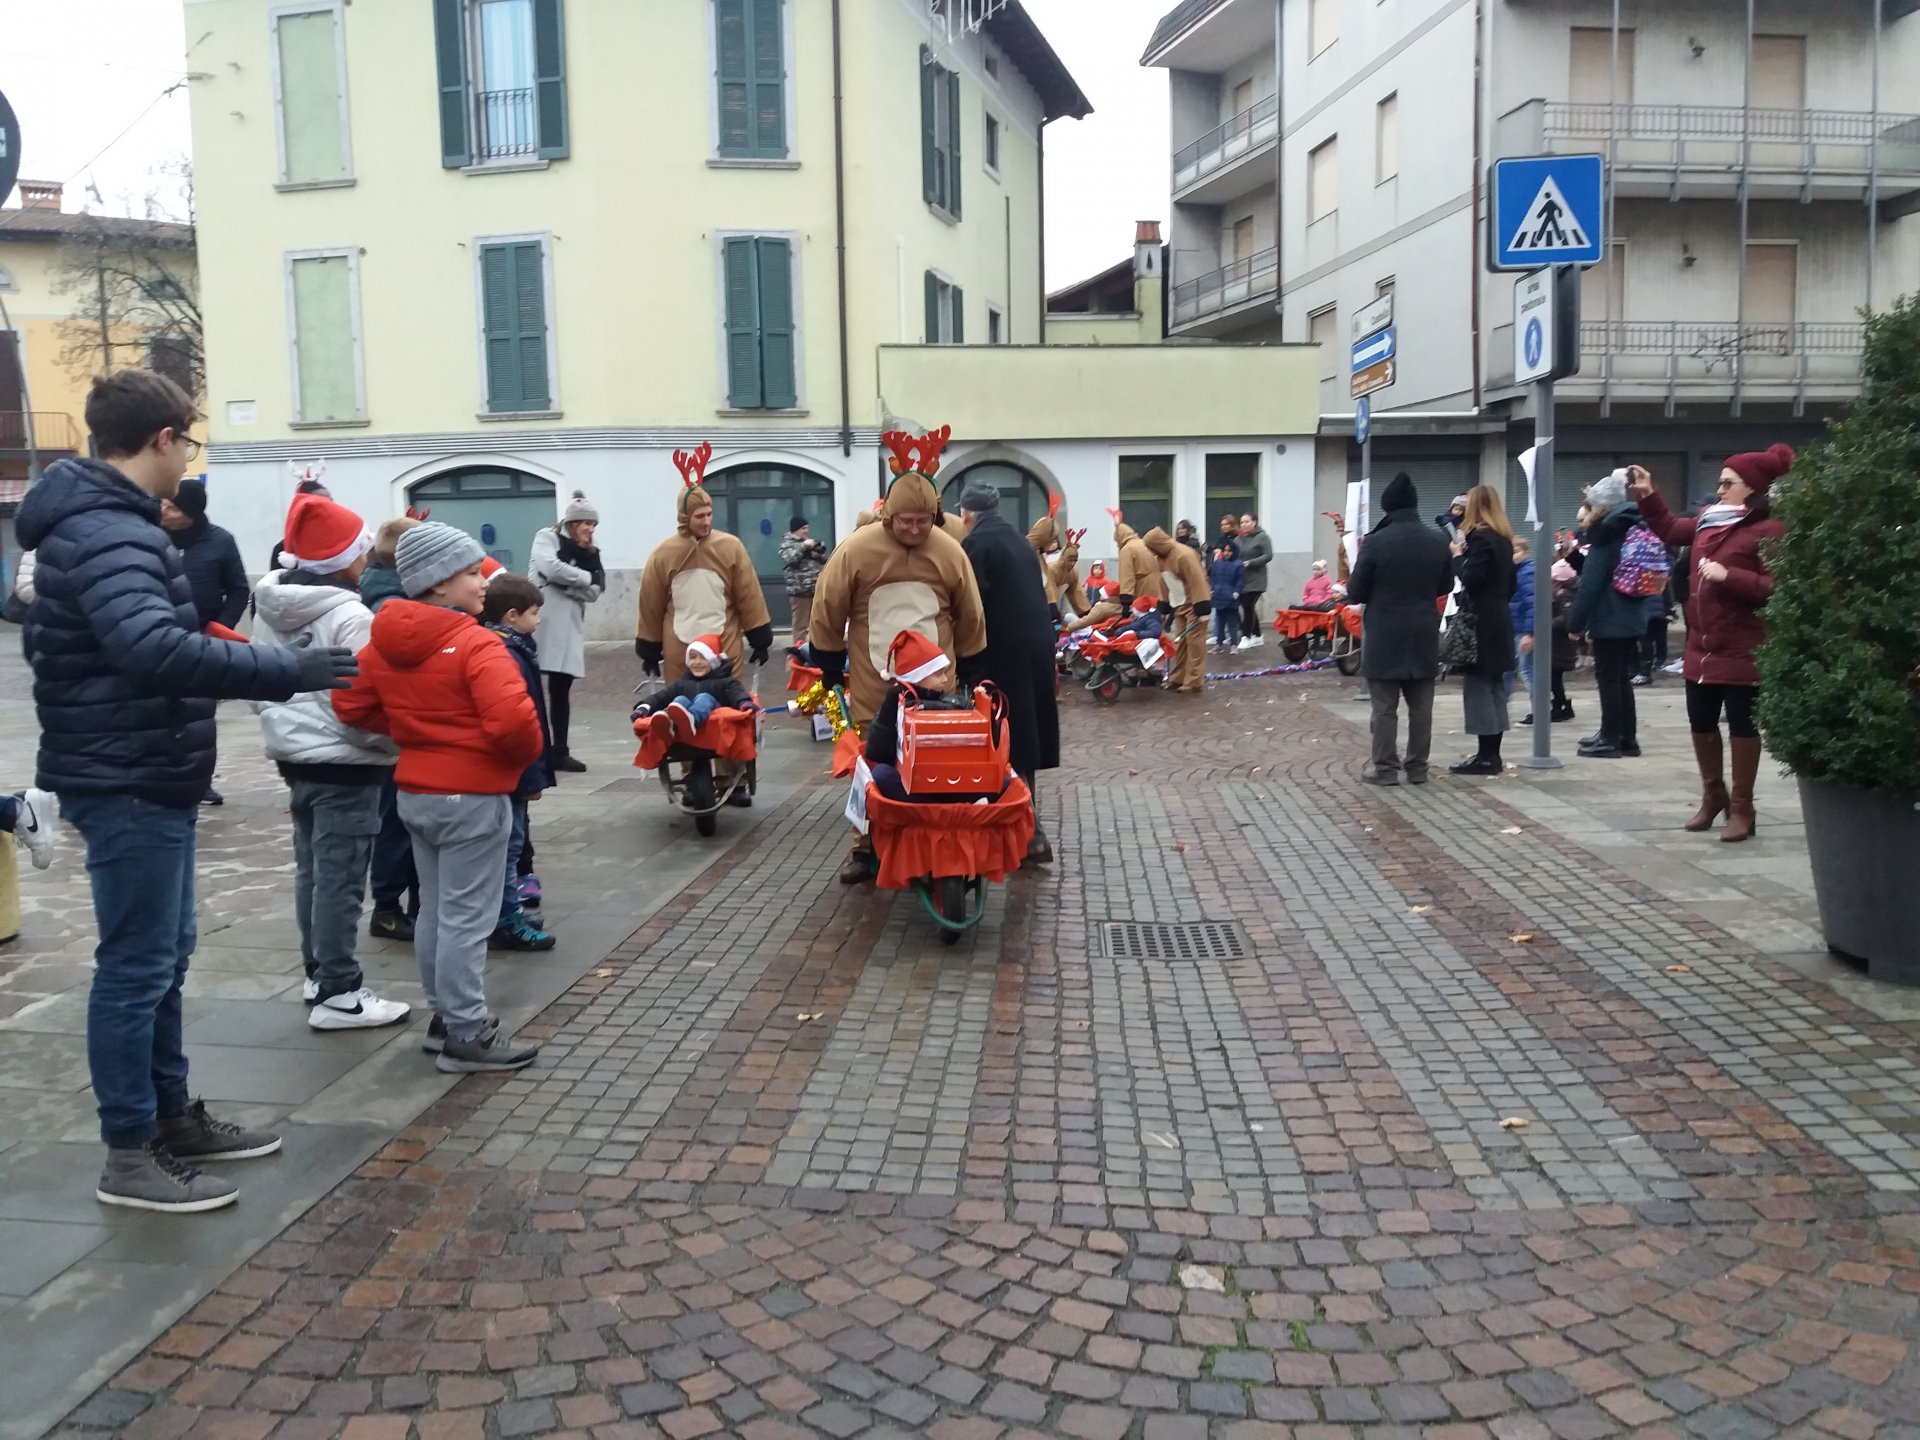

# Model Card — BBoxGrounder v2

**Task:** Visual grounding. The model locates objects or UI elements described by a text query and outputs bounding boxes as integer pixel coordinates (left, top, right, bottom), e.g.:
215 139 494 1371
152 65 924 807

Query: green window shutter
925 271 942 343
433 0 470 168
750 0 786 157
921 48 938 205
533 0 569 159
951 284 964 344
290 255 358 422
723 237 764 408
947 69 963 219
716 0 752 154
275 9 348 185
512 242 552 408
756 237 797 409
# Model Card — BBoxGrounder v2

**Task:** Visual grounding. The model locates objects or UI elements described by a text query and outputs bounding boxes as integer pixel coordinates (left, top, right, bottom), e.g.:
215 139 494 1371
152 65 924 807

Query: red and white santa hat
686 634 725 668
885 630 949 685
282 492 373 576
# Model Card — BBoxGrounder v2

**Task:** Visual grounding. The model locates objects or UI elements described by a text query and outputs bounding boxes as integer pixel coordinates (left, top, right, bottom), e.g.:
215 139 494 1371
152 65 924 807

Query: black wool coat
172 519 250 629
1454 528 1518 679
17 459 305 806
959 510 1060 778
1344 507 1454 681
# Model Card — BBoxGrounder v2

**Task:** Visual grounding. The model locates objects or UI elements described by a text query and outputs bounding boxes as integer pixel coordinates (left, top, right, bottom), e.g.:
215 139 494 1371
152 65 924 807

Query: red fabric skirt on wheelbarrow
788 658 823 693
633 706 760 770
1271 605 1361 641
866 777 1034 891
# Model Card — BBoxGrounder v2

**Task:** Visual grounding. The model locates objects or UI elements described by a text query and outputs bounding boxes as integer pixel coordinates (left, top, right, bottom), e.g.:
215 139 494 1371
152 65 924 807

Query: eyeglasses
176 433 201 463
1715 479 1735 491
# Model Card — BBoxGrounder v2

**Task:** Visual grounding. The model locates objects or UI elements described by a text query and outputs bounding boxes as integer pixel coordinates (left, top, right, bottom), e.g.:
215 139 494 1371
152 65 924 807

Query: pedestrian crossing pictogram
1506 176 1590 255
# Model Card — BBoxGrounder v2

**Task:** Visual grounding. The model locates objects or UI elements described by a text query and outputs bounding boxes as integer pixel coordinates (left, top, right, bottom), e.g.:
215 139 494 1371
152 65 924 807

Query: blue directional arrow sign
1489 153 1604 270
1350 327 1396 373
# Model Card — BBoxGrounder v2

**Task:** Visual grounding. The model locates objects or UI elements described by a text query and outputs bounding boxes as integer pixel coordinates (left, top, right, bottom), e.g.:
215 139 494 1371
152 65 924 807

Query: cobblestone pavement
31 657 1920 1440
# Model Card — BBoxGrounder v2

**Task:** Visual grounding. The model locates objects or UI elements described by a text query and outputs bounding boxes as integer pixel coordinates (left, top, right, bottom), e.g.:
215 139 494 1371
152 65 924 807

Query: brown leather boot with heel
1685 732 1729 832
1721 736 1763 843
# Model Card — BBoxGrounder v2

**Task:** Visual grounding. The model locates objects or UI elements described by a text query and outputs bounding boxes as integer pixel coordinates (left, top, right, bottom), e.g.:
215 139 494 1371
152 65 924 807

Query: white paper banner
845 757 872 834
1519 444 1542 526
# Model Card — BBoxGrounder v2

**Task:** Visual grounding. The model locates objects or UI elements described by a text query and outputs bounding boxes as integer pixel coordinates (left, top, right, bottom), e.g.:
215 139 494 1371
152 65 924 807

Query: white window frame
1310 0 1340 60
983 110 1002 180
1203 447 1266 530
1308 303 1339 380
1111 448 1181 536
1308 136 1339 224
712 228 808 413
986 303 1006 345
470 230 563 419
269 1 354 191
283 246 368 427
1375 93 1398 185
705 0 801 168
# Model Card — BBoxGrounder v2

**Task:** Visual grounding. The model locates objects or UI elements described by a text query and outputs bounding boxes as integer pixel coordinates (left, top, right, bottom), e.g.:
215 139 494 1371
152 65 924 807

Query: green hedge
1757 295 1920 793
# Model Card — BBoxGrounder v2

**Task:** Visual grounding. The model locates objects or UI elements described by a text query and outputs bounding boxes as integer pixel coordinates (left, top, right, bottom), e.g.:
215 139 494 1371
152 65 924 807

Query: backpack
1612 525 1672 598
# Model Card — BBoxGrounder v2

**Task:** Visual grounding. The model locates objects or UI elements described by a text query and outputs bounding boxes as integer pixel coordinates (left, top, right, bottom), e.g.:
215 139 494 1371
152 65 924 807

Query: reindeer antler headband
673 442 713 491
880 425 953 482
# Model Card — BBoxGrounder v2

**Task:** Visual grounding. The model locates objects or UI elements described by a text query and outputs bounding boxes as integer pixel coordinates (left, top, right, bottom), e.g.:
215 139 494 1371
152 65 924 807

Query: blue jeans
671 693 719 729
64 794 198 1149
499 796 531 927
1211 608 1241 647
0 793 17 832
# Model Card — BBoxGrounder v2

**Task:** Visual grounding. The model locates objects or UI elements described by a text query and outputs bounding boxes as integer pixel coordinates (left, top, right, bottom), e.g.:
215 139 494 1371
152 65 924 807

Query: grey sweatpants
289 776 384 1000
396 792 511 1042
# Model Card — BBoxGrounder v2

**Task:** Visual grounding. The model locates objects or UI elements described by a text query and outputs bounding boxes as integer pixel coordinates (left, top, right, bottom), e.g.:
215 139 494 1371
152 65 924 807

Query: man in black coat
958 481 1061 866
18 370 358 1216
161 477 250 631
1345 472 1454 785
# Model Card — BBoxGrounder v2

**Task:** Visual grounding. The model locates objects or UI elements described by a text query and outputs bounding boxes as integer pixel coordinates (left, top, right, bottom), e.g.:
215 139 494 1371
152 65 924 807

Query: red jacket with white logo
332 600 541 795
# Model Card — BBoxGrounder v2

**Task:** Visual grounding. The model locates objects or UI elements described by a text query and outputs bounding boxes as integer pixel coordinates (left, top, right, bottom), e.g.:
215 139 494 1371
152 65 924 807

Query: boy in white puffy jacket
251 494 410 1032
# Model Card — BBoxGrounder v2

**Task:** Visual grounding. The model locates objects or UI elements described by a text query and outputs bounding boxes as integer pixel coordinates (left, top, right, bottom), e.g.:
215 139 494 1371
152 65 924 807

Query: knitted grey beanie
562 490 599 524
396 522 486 597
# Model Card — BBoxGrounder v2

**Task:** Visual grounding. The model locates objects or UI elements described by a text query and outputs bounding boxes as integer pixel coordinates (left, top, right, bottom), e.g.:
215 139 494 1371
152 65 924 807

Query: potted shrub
1757 295 1920 986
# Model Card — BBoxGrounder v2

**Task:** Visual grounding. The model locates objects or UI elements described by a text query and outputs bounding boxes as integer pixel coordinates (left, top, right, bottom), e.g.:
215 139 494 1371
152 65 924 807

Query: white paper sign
811 713 834 742
845 757 872 834
1344 480 1369 569
1519 444 1542 525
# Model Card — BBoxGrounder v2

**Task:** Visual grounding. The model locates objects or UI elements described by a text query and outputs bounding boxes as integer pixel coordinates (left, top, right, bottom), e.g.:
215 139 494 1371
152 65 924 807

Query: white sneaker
1246 635 1266 648
308 988 411 1031
301 979 321 1005
12 788 57 870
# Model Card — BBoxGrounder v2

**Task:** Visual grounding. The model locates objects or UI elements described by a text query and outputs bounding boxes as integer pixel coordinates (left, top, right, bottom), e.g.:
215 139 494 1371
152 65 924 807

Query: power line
0 79 189 230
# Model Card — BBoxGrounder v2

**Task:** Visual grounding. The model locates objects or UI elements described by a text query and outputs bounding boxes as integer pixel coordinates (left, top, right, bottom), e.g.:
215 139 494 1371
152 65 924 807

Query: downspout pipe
831 0 853 457
1272 0 1283 325
1470 0 1484 411
1037 124 1047 340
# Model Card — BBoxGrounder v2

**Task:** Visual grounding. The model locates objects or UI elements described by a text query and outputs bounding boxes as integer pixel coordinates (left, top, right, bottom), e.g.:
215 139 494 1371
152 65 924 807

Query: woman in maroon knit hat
1627 445 1791 842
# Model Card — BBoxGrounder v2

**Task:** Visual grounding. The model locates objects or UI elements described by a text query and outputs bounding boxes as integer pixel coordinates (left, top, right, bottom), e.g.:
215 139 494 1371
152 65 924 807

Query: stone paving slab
13 656 1920 1440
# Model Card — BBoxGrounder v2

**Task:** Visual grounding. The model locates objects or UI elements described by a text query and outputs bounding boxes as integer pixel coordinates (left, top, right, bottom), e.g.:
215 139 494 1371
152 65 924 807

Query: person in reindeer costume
809 425 987 884
636 442 774 804
1110 509 1167 614
1026 495 1091 622
1142 524 1213 695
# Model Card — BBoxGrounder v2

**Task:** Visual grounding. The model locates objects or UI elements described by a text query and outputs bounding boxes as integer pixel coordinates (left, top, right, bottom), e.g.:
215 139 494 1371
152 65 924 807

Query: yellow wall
185 0 1051 444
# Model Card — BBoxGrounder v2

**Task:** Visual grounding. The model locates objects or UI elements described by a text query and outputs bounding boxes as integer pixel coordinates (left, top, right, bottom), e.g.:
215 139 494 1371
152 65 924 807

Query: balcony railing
1170 246 1278 329
475 87 539 161
0 411 82 454
1579 320 1865 417
1539 102 1920 183
1173 93 1280 193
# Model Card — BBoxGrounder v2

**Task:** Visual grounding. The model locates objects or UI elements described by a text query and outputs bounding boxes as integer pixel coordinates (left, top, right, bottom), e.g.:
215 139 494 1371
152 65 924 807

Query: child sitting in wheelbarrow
632 634 757 760
864 631 1009 804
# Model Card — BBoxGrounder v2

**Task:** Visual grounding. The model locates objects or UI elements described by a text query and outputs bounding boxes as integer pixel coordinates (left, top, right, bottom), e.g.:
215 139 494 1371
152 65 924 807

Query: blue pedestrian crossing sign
1489 154 1604 271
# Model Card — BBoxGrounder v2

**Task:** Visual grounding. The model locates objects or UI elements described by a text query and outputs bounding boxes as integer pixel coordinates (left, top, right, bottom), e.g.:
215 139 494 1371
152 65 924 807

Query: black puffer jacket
17 458 305 806
171 520 249 629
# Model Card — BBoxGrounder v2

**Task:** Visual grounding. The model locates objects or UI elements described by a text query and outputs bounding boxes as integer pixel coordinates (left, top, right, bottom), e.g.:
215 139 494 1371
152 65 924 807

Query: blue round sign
1524 316 1545 371
759 518 774 536
1355 396 1371 447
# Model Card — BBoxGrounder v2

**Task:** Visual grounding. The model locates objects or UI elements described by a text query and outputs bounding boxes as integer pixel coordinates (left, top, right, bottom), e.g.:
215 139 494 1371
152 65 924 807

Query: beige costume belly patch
867 581 941 674
671 569 730 642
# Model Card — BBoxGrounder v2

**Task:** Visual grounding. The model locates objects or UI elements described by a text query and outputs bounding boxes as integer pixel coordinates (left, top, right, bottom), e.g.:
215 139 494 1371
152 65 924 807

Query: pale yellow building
185 0 1098 628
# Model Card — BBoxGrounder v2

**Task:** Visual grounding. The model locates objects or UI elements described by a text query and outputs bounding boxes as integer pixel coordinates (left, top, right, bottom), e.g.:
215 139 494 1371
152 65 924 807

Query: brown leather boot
1685 731 1729 832
1721 736 1763 843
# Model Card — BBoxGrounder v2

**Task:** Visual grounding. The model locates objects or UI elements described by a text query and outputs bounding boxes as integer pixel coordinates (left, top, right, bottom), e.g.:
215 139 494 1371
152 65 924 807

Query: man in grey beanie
958 482 1060 865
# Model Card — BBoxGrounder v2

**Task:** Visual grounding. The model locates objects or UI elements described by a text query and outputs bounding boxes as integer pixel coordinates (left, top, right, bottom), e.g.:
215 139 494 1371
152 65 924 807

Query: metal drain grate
1099 921 1248 962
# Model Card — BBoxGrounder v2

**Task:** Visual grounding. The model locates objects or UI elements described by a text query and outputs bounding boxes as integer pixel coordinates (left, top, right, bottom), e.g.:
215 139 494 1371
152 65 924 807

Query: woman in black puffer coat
1449 486 1518 776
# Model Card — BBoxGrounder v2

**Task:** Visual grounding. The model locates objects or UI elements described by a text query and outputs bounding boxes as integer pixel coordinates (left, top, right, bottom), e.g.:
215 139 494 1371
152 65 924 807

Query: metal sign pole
1521 268 1561 770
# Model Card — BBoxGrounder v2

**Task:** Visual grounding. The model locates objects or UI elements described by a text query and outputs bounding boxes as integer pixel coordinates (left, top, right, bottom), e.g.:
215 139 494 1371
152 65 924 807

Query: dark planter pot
1799 776 1920 986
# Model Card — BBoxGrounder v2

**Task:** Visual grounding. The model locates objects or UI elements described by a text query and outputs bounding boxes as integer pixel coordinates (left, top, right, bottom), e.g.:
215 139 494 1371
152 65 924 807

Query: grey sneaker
436 1018 538 1074
158 1100 282 1161
97 1141 238 1214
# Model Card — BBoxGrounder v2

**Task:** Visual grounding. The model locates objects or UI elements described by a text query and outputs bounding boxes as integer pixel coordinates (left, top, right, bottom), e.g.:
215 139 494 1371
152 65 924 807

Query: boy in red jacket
333 523 543 1073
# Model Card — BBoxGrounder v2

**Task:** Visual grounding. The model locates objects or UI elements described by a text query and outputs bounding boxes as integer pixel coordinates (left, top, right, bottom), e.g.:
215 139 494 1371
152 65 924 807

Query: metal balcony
1499 99 1920 202
0 412 82 455
475 87 539 161
1172 93 1279 203
1169 246 1278 333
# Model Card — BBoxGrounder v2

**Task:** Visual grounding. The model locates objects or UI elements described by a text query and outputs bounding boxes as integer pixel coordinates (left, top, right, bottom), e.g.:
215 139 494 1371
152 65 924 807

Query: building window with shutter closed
433 0 568 169
271 4 353 188
285 249 366 426
721 235 800 410
475 236 557 416
713 0 789 161
921 48 963 220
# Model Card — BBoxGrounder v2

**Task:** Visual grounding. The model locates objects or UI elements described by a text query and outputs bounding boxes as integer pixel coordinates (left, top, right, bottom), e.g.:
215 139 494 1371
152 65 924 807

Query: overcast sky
0 0 1169 285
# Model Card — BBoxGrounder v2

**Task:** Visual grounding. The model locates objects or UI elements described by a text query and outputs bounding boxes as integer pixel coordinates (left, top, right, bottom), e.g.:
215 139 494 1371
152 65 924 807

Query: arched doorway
942 461 1052 535
704 464 836 627
407 466 558 572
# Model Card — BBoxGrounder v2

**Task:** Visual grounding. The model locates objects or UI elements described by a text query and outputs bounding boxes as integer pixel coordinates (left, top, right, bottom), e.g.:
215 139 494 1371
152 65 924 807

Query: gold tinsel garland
793 681 861 739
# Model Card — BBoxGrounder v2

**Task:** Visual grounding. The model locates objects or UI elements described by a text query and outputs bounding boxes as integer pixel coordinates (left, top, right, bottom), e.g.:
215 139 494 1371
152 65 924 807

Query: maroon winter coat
1637 489 1784 686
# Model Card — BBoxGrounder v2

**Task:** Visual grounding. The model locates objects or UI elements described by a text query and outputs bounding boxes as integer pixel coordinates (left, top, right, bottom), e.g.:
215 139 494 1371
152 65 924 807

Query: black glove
291 643 358 692
745 623 774 668
813 646 847 690
958 650 989 690
1117 593 1135 611
1193 599 1212 617
634 636 663 678
1159 601 1174 621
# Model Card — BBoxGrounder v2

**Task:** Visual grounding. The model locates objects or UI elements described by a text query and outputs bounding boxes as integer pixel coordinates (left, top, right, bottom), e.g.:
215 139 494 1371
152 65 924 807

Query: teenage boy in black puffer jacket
18 371 358 1216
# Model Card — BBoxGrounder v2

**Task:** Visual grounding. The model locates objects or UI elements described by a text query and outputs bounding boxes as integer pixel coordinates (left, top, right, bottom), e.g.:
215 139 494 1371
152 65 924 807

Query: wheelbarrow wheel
1090 667 1123 704
1281 635 1311 664
1333 635 1363 676
686 764 718 837
936 876 970 944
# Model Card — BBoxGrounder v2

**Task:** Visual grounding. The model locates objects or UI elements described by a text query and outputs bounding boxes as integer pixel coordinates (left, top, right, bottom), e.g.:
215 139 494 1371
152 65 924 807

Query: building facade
1145 0 1920 550
184 0 1093 632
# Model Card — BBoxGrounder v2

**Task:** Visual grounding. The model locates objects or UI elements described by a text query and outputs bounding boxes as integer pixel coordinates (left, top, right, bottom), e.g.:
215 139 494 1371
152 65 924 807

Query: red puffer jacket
332 600 541 794
1637 489 1785 686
